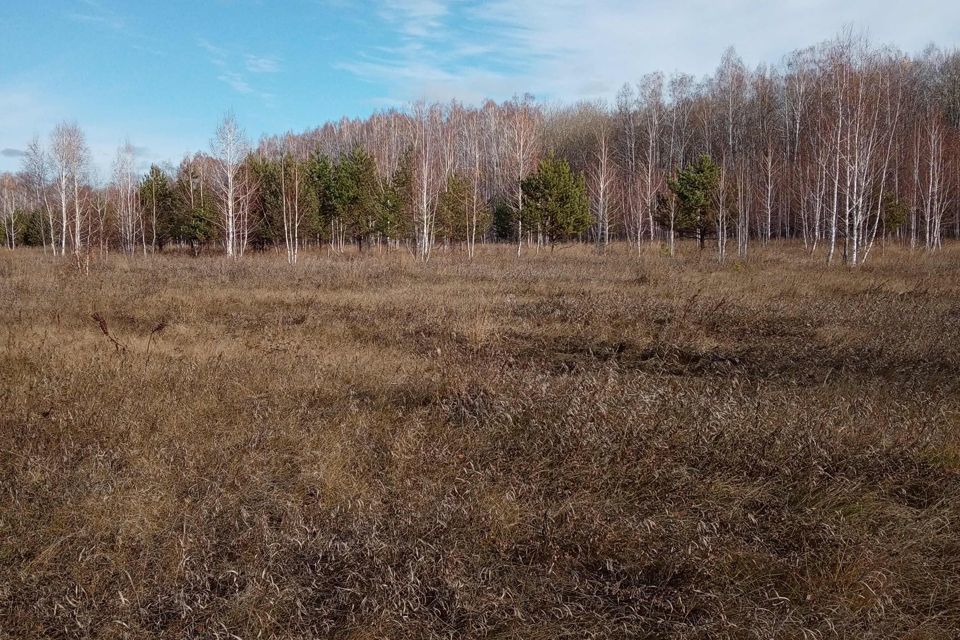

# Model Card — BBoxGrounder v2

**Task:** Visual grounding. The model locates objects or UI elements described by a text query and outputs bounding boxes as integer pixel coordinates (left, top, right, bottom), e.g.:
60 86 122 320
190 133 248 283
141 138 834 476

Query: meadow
2 243 959 638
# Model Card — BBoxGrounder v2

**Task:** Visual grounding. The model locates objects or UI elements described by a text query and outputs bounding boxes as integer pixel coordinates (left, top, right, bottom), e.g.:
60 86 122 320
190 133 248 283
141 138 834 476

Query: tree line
2 32 958 266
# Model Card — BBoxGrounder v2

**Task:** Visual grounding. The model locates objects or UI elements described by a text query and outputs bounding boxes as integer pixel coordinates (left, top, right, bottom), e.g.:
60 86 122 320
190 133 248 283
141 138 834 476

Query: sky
1 0 959 175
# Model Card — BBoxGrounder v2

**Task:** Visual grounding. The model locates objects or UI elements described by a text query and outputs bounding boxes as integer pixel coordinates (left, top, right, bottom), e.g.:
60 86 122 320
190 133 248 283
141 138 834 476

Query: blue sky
2 0 959 175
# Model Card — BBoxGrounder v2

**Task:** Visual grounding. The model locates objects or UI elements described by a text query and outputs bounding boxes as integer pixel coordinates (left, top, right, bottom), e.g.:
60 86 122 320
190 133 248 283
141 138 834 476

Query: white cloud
197 39 279 104
245 54 281 73
218 71 254 94
67 0 125 31
66 2 167 58
340 0 960 106
198 38 229 66
378 0 449 38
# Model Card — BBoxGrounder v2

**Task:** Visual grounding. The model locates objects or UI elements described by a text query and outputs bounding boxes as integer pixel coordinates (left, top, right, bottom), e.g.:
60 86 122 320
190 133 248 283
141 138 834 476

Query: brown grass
1 242 959 638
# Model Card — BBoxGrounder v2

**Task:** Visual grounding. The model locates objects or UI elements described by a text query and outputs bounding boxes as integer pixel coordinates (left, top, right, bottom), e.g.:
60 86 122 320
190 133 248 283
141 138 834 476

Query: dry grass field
2 243 959 639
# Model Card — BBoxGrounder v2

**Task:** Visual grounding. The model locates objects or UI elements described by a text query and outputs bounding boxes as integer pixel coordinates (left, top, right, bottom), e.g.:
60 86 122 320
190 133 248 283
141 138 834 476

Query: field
2 243 959 639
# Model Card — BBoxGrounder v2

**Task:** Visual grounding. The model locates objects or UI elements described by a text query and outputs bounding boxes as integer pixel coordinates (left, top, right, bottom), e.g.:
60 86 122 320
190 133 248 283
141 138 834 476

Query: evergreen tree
332 146 379 250
436 173 471 244
308 153 338 242
139 165 176 251
21 210 47 247
659 154 720 249
173 160 217 254
521 155 592 244
378 152 413 244
883 195 909 235
248 154 283 248
492 199 515 241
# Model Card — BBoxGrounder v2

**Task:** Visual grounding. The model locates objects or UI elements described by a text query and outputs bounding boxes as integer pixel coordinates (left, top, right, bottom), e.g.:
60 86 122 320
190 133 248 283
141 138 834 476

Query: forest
2 32 959 266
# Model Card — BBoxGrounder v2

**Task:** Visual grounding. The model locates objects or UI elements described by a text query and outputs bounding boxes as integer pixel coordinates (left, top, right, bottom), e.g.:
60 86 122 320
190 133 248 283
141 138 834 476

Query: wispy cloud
335 1 519 104
197 38 279 104
245 54 281 73
341 0 960 106
1 148 26 158
66 0 125 31
65 1 167 57
198 38 229 66
218 71 253 94
378 0 449 38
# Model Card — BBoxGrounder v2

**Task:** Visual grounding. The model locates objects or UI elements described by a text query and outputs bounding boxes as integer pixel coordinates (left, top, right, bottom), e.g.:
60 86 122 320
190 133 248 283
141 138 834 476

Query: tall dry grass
1 242 959 638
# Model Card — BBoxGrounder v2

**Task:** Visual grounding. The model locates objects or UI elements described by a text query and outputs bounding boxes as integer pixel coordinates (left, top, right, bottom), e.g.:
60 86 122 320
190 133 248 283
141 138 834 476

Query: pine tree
521 155 592 244
308 154 337 244
249 155 283 247
436 173 471 245
659 154 720 249
139 165 176 251
377 151 414 246
172 160 216 254
332 147 379 250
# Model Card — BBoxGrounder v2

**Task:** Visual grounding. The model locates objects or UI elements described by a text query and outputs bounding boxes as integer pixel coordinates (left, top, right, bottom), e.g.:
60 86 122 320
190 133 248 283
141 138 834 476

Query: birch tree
23 136 55 254
211 112 249 257
502 95 541 256
638 73 664 244
615 84 642 248
412 101 442 261
589 112 616 251
279 136 309 264
113 141 141 255
50 122 89 256
0 173 21 249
